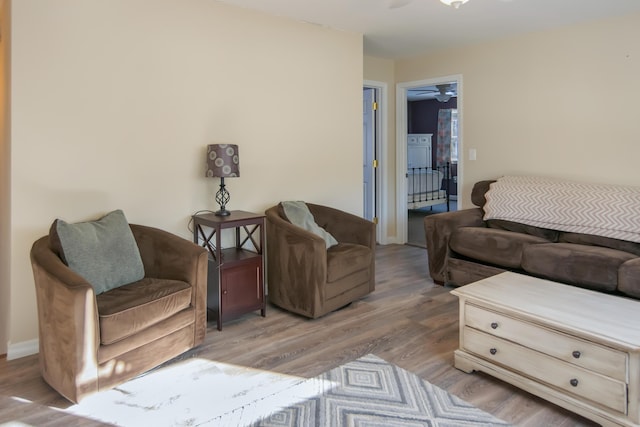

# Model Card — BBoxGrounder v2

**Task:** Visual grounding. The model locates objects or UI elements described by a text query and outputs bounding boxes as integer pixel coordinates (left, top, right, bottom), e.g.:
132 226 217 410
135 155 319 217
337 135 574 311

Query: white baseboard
7 338 38 360
381 235 401 245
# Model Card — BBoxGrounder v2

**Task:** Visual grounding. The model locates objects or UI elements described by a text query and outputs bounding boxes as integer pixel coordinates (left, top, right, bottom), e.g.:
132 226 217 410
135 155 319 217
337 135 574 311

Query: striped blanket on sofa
483 175 640 243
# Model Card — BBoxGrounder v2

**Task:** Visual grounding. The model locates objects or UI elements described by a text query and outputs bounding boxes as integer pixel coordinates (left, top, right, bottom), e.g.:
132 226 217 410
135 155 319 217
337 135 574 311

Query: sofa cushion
96 277 192 345
487 219 559 242
450 227 550 269
50 209 145 295
326 243 372 283
618 258 640 298
522 243 636 292
326 268 371 300
558 232 640 257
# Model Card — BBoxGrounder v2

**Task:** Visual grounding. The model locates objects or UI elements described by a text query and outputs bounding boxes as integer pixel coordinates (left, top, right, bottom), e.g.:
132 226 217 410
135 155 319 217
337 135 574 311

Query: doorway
396 75 463 246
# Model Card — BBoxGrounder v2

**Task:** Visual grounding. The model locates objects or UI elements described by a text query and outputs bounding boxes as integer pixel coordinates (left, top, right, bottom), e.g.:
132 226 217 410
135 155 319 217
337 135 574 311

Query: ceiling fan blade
346 0 412 11
387 0 412 9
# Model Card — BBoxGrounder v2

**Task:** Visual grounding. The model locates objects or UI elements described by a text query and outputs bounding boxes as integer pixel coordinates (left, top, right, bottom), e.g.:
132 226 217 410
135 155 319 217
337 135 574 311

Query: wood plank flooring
0 244 597 426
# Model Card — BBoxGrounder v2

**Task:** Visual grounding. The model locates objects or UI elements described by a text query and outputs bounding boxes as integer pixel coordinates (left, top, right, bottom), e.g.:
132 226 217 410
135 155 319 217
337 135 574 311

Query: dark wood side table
192 211 266 331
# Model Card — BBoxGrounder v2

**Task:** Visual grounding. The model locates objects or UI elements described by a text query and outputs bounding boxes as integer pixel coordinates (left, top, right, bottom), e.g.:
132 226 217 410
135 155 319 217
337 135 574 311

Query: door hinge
372 101 378 111
373 217 379 224
372 159 378 168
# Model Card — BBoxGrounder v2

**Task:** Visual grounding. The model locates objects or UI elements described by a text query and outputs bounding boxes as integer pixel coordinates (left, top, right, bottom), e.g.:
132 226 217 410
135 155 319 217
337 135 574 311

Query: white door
363 88 376 222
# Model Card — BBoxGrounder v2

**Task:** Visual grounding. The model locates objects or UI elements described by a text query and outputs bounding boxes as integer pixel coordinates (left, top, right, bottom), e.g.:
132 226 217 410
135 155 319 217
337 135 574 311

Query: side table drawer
465 303 628 382
463 327 627 414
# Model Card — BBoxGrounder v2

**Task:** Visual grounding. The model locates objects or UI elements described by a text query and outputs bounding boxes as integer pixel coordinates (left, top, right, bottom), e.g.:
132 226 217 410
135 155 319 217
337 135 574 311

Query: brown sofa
30 224 208 403
265 203 376 318
424 180 640 297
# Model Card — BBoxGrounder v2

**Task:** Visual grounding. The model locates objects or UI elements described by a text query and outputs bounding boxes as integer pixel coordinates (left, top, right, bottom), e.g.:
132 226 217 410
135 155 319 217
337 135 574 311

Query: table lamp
206 144 240 216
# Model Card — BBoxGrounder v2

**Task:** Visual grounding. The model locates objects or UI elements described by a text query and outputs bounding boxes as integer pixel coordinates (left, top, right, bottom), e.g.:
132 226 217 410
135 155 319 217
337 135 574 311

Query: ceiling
217 0 640 59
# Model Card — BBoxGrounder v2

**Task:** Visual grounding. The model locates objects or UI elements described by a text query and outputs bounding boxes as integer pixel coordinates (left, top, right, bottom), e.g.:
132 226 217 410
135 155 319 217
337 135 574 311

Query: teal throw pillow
51 209 145 294
281 201 338 249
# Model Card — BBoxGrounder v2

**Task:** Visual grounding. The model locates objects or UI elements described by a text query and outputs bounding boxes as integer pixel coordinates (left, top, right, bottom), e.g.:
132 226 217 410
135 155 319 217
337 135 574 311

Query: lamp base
214 177 232 217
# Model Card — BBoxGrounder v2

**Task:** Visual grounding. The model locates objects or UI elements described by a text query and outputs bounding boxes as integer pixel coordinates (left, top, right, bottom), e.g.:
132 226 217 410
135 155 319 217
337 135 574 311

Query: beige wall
9 0 362 352
0 0 9 356
10 2 640 356
395 13 640 207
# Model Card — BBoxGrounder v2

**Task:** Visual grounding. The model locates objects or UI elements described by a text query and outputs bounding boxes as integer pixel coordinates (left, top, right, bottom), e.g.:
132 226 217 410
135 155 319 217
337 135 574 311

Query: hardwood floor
0 244 597 426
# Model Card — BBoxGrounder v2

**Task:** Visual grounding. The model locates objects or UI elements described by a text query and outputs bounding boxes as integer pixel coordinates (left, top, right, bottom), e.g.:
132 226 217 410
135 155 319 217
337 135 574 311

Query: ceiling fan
346 0 413 10
348 0 474 10
439 0 469 8
410 84 456 102
387 0 412 9
434 84 454 102
390 0 473 9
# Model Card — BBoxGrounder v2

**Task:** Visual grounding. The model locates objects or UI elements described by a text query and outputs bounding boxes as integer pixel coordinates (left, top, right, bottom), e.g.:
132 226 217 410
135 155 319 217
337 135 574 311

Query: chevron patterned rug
253 354 511 427
66 354 511 426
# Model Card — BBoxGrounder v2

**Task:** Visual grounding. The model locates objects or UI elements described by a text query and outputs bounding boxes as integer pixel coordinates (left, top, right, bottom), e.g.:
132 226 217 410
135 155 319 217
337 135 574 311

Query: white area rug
65 354 511 426
67 358 329 426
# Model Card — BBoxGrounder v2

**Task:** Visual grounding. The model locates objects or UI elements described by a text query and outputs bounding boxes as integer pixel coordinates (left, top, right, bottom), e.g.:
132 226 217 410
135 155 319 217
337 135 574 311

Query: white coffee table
451 272 640 427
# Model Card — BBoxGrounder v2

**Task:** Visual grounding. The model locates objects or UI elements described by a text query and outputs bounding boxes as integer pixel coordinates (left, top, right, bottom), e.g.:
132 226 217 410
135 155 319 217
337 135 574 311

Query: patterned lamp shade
206 144 240 178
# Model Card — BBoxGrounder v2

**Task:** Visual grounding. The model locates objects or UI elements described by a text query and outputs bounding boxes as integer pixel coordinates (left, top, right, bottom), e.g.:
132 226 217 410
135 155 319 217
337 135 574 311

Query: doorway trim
395 74 463 243
363 79 388 244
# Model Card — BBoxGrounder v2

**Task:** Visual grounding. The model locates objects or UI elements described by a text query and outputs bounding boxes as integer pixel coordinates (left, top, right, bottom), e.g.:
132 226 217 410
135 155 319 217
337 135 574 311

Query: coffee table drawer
465 303 627 382
463 327 627 414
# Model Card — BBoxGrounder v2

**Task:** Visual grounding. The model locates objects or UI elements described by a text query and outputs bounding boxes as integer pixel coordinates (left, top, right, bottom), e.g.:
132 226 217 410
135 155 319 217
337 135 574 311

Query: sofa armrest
131 224 206 283
265 206 327 316
307 203 376 250
424 208 485 284
130 224 208 345
30 236 100 402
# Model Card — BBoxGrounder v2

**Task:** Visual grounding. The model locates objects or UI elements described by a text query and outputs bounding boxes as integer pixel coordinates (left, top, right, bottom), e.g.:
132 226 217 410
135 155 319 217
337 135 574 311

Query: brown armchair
265 203 375 319
30 223 208 403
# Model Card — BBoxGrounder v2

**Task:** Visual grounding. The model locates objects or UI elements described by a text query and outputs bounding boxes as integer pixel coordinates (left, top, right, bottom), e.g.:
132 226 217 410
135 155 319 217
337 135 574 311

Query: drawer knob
489 348 497 355
223 290 228 295
570 378 579 387
490 322 498 329
572 351 581 359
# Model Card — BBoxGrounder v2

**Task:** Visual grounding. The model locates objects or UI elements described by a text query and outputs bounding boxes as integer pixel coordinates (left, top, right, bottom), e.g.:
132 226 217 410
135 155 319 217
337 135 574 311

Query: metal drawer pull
570 378 579 387
257 268 260 299
489 348 497 355
490 322 498 329
572 351 581 359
